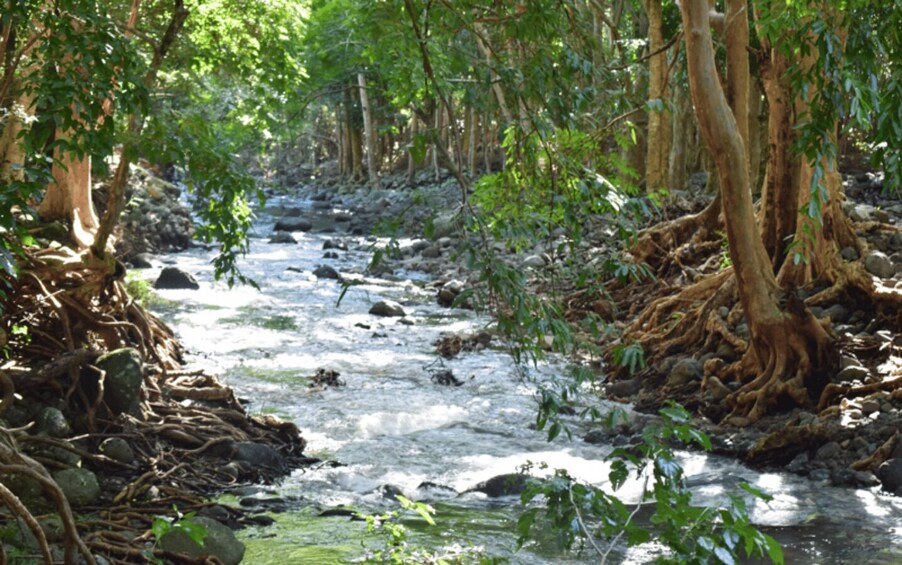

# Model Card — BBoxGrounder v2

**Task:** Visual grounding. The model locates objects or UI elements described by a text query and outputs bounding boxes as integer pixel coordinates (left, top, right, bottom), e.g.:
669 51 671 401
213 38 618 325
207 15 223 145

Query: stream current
145 195 902 564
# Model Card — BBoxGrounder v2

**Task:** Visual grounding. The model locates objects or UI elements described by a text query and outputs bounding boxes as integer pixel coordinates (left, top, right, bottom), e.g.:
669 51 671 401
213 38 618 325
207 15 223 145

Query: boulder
52 468 100 507
273 218 312 232
865 251 894 279
369 300 406 317
834 364 870 383
437 280 464 307
312 265 341 280
158 516 245 565
840 246 859 261
465 473 531 497
154 267 200 290
431 211 462 239
322 239 348 251
876 458 902 494
606 378 641 397
95 348 145 416
130 252 155 269
100 437 136 464
231 442 287 472
666 358 703 387
269 231 297 244
35 407 70 438
323 251 340 259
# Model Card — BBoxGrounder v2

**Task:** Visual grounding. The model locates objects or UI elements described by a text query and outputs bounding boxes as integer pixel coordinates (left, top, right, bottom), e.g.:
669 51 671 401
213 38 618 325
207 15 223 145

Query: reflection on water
148 197 902 564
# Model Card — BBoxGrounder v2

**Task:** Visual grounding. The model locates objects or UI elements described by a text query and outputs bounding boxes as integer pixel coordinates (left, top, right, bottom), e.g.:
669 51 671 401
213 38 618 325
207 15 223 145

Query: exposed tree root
1 247 311 562
632 192 722 272
721 304 836 422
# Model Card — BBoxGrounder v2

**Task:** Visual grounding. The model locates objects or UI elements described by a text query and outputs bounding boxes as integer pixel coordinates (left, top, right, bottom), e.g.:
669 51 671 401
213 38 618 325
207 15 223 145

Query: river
143 193 902 564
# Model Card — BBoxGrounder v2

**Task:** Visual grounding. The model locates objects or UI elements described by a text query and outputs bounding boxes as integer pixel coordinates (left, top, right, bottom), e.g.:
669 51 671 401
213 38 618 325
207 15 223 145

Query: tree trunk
406 113 418 184
668 79 694 190
357 72 378 186
680 0 834 422
644 0 671 191
433 105 441 181
467 105 477 178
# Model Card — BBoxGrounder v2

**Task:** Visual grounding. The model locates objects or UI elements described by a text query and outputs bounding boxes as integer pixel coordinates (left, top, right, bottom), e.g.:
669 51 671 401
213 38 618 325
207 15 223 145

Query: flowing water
144 195 902 564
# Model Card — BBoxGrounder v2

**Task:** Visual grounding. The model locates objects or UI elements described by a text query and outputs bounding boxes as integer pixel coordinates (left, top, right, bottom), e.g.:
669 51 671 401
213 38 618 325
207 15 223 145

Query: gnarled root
724 307 836 422
633 192 722 271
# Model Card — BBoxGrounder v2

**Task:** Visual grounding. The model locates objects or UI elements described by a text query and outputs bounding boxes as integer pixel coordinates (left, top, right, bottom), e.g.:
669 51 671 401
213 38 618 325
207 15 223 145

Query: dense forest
1 0 901 563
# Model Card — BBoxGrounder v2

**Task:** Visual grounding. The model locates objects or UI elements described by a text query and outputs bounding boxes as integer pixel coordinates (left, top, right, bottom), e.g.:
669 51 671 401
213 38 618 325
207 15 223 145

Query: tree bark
680 0 834 422
357 72 378 186
644 0 671 191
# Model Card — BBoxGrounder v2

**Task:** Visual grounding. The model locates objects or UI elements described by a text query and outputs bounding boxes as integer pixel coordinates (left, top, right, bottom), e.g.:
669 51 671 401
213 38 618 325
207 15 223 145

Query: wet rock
369 300 406 317
99 437 136 464
323 250 340 259
231 442 287 472
430 369 463 387
158 516 245 565
322 239 348 251
809 468 830 481
130 252 155 268
437 279 464 307
53 468 100 506
876 458 902 494
667 358 703 387
465 473 531 497
312 265 341 281
416 481 458 499
606 378 641 397
309 368 344 388
35 407 70 438
95 348 145 417
269 231 297 244
154 267 200 290
865 250 894 279
274 218 312 232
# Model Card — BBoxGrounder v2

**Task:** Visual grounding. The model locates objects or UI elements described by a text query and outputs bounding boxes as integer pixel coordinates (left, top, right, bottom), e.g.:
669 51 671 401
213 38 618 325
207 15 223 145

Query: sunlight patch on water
357 405 468 437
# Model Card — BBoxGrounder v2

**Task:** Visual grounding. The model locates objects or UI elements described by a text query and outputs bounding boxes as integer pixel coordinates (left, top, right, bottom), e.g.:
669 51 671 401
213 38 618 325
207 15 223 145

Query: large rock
273 218 312 232
95 348 145 416
100 437 136 464
158 516 245 565
269 231 297 244
369 300 406 317
154 267 200 290
465 473 531 497
52 468 100 507
865 251 894 279
312 265 341 281
437 280 464 307
666 358 703 387
876 458 902 494
35 407 70 438
430 211 462 239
